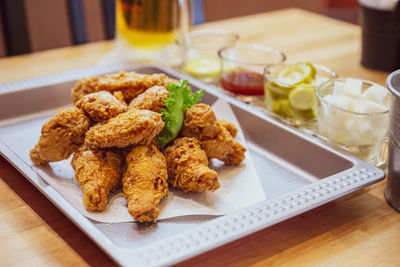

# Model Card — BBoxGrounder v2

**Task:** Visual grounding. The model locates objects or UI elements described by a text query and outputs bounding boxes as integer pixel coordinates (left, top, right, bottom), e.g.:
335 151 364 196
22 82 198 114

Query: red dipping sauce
221 70 265 95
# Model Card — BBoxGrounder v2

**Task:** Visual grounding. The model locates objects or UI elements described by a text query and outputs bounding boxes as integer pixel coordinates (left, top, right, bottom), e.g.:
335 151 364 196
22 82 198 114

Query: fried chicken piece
30 107 91 165
128 86 169 112
30 146 48 166
71 148 123 211
182 104 246 165
84 109 164 148
123 145 168 222
200 127 246 165
71 71 177 103
182 103 220 139
164 137 219 192
218 119 238 138
75 91 127 122
71 76 100 103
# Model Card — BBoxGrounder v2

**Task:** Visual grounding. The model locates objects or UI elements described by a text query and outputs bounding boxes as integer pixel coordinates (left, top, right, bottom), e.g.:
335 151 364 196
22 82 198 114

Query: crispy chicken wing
123 145 168 222
30 107 91 165
71 71 177 103
84 109 164 148
164 137 219 192
182 104 246 165
128 85 169 112
75 91 127 122
71 148 123 211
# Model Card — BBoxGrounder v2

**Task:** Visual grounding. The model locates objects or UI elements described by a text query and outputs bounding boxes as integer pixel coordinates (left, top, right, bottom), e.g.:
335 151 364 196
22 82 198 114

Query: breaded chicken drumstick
164 137 220 192
71 148 124 211
123 145 168 222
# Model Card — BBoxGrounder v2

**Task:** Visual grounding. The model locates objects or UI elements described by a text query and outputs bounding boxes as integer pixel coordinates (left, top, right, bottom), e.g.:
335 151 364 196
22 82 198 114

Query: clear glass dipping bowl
218 44 286 103
264 62 337 130
317 78 390 167
178 29 240 83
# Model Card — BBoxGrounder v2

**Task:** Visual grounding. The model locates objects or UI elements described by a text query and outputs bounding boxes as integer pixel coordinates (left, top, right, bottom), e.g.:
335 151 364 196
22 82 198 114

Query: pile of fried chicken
30 71 246 222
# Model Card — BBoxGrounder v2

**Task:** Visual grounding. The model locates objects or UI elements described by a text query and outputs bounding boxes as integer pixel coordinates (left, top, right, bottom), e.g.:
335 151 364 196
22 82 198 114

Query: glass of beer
115 0 190 64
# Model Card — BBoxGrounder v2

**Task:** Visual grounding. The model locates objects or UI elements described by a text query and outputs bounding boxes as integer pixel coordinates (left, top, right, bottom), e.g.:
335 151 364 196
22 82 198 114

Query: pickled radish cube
357 120 374 137
345 78 363 97
344 119 356 132
359 100 388 113
329 94 354 110
343 119 373 145
343 119 361 138
333 81 348 96
350 98 368 113
362 84 388 103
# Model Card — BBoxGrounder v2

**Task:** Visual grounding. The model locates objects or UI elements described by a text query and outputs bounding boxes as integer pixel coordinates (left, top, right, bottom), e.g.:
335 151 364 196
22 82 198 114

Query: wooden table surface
1 8 399 266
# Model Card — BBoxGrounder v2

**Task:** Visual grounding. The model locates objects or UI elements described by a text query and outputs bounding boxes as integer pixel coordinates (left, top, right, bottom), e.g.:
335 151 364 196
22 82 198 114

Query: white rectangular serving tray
0 63 385 266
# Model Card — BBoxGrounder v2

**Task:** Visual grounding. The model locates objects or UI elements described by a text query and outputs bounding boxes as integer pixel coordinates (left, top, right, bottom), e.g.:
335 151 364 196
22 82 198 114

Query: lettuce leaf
157 80 204 147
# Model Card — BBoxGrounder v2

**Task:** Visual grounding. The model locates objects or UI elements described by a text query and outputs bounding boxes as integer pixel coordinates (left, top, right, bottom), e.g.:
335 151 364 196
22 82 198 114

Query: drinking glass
219 44 286 103
264 63 336 129
115 0 190 65
317 78 390 167
179 29 240 83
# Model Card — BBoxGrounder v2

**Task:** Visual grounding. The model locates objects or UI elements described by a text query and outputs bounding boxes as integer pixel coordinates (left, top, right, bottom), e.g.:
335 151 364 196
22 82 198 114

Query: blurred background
0 0 359 57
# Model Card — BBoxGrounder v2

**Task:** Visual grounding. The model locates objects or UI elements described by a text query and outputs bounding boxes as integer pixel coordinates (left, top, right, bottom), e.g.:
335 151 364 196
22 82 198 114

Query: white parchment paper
10 98 266 223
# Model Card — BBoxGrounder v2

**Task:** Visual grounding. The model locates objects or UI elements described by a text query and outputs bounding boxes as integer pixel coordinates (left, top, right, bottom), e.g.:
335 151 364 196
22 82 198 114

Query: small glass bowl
218 44 286 103
178 29 240 83
317 78 390 167
264 62 337 129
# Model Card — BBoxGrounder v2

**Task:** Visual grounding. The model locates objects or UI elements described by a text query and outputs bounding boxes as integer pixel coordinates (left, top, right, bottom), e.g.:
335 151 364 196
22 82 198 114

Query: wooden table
1 8 399 266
